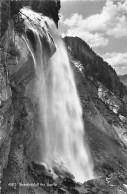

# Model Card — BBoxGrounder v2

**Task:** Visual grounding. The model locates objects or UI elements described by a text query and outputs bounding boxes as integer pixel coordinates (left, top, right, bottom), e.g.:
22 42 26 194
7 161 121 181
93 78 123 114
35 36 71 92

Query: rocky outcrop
0 1 60 193
0 30 14 194
65 37 127 148
1 0 10 39
10 0 61 28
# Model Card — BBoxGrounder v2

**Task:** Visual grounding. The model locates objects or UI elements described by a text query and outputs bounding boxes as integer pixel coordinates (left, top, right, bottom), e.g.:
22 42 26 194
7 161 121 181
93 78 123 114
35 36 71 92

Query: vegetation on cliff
64 36 127 98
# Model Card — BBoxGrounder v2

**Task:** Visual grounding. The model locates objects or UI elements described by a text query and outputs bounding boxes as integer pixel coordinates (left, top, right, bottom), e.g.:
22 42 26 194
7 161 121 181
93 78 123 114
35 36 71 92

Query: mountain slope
63 36 127 145
64 36 127 98
63 36 127 191
119 74 127 87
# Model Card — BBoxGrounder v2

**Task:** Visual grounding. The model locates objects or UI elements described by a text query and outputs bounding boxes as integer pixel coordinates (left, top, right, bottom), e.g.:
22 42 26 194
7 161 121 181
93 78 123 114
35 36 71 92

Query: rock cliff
64 36 127 98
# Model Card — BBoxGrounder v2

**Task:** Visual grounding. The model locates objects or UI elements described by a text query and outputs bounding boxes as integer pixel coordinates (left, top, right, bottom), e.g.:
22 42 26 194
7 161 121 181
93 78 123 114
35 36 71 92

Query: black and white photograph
0 0 127 193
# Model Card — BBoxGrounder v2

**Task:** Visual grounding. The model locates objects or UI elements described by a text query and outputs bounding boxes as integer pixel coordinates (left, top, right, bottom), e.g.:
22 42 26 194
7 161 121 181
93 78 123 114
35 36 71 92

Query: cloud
63 13 83 27
65 29 109 47
102 52 127 67
102 52 127 75
60 14 109 47
60 0 127 44
63 12 109 32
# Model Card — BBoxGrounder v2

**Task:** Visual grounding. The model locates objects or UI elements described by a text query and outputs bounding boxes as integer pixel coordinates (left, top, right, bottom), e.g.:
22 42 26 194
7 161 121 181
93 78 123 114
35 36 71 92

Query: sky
59 0 127 75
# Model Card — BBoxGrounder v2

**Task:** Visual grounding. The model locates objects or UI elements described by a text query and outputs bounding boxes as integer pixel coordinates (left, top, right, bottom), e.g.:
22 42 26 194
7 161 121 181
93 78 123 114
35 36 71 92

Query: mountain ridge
63 36 127 99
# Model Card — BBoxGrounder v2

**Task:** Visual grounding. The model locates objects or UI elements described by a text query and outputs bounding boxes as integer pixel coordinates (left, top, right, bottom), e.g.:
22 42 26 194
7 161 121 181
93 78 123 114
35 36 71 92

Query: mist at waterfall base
21 7 94 183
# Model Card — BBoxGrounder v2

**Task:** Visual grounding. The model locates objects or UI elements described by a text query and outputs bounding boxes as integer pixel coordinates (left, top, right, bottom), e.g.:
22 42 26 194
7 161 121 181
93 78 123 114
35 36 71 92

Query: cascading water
21 7 94 183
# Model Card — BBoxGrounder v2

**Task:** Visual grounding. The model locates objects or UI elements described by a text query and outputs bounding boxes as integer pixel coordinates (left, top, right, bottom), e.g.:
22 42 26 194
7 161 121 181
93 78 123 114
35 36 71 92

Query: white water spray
21 7 94 183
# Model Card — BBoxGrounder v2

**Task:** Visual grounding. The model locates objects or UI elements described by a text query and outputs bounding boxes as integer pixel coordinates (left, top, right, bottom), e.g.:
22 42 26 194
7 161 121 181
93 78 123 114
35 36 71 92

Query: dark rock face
0 11 14 192
10 0 61 27
1 0 10 39
0 1 60 193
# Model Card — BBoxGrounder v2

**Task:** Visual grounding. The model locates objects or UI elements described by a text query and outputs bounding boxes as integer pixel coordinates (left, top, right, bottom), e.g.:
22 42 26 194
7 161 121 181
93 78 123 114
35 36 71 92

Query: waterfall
21 7 94 183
